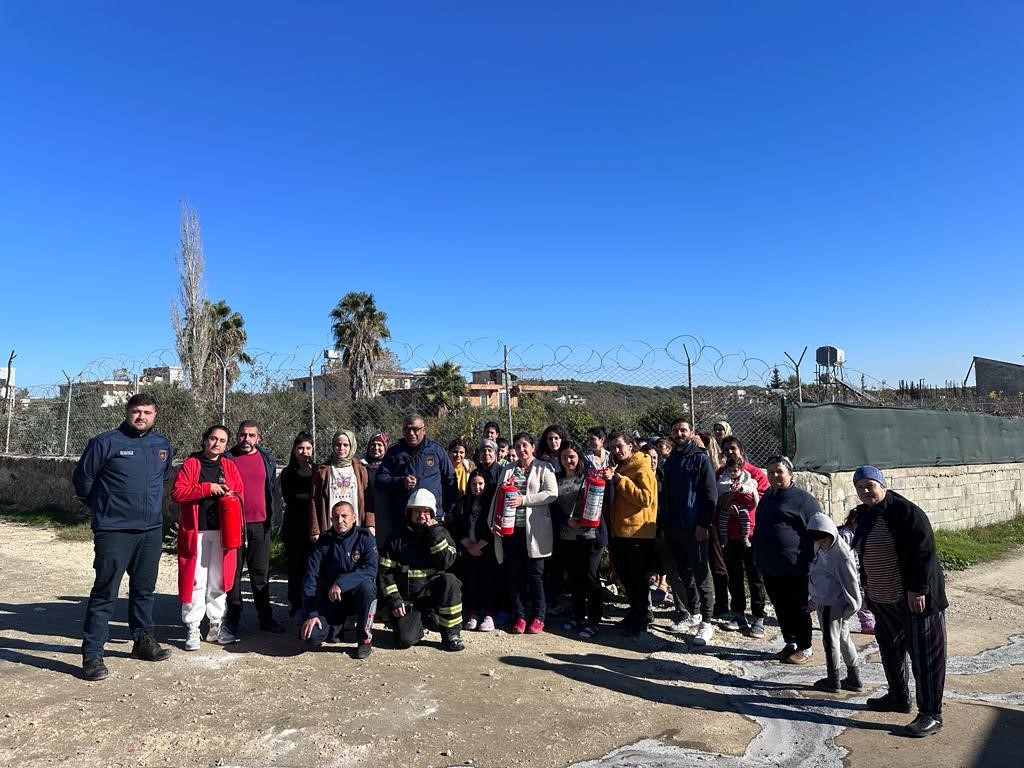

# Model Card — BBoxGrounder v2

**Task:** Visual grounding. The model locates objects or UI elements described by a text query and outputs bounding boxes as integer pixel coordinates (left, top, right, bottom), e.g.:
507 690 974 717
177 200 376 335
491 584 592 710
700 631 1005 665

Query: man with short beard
661 419 719 646
73 393 175 681
223 420 283 640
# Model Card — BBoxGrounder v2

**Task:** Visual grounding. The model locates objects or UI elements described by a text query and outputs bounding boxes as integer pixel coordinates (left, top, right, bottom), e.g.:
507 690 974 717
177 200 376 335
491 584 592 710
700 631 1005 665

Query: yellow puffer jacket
609 451 658 539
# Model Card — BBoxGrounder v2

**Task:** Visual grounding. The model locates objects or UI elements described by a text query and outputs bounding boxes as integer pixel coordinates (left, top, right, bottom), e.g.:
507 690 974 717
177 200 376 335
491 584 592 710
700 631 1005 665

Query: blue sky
2 2 1021 390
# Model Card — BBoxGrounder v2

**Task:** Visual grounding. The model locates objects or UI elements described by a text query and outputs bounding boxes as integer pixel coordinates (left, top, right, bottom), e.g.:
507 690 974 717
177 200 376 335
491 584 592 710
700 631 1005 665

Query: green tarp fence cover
792 402 1024 472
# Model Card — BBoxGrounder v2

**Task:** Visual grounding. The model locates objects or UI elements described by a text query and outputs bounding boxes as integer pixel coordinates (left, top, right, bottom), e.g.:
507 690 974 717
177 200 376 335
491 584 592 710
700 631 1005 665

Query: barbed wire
5 338 1008 464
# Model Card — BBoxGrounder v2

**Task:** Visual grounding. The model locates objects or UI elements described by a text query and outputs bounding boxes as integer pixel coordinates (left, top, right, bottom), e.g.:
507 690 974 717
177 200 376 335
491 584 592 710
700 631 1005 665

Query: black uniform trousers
226 521 273 628
304 580 377 647
82 527 162 657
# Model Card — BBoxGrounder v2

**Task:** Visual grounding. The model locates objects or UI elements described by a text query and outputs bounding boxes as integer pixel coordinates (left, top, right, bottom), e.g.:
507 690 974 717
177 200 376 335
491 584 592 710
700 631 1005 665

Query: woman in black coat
851 465 947 738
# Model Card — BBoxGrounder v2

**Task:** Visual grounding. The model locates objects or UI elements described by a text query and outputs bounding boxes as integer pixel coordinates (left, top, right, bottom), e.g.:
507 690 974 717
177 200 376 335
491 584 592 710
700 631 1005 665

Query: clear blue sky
2 2 1021 390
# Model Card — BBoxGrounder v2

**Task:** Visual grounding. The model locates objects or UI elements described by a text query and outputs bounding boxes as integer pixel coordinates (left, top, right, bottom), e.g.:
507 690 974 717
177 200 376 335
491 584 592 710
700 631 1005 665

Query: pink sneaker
511 617 527 634
527 618 545 634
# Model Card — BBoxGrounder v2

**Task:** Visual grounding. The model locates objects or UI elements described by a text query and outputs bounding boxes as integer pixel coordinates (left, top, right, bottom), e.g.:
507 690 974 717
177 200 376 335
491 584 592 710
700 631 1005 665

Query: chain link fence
0 337 830 466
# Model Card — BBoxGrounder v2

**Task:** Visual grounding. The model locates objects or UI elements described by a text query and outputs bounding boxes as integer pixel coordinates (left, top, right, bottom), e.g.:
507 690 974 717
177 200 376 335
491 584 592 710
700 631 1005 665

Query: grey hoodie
807 513 862 619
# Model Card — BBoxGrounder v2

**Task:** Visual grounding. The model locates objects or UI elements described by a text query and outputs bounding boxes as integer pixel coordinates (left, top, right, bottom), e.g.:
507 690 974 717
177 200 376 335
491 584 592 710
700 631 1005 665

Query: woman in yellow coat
603 431 658 635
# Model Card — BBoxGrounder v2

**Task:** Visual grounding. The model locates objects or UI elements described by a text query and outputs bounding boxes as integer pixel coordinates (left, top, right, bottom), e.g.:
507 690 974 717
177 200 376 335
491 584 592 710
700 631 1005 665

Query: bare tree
171 201 213 397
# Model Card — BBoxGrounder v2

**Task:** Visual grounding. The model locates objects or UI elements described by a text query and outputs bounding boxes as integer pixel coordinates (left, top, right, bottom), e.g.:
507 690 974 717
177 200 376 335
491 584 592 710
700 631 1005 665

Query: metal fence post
503 345 513 438
3 350 14 453
308 357 317 458
62 371 73 457
220 356 228 426
683 344 695 423
780 394 789 456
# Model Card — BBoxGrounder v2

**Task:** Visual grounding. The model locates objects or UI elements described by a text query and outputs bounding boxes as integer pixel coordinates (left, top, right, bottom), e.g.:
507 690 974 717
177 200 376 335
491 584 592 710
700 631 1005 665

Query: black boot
841 667 863 692
82 656 108 681
131 631 172 662
441 631 465 652
813 676 840 692
866 692 912 713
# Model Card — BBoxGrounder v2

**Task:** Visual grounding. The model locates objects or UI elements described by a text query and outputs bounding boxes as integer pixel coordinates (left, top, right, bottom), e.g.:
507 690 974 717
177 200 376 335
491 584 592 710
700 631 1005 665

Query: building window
499 391 508 407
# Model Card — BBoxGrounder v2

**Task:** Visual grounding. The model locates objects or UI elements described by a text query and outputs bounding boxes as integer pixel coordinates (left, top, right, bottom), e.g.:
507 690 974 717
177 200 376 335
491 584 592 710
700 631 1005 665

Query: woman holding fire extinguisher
172 424 246 651
553 441 608 640
490 432 558 634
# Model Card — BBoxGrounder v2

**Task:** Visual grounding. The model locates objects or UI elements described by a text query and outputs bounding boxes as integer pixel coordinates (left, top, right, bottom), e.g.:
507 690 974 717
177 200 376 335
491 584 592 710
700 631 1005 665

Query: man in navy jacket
661 419 719 645
301 501 378 659
72 393 174 681
375 413 457 528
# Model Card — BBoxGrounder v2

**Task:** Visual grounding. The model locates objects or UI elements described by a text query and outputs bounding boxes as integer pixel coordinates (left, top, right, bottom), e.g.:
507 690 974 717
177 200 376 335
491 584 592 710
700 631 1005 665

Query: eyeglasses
403 425 425 433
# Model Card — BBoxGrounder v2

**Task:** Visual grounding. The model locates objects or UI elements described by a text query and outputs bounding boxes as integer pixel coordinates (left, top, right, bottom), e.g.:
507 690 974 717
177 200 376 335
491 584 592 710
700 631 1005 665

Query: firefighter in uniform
301 501 378 659
378 489 465 651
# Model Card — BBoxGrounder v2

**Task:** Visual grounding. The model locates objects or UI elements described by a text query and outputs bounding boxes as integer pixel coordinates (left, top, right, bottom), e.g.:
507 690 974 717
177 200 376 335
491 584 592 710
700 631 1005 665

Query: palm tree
203 300 255 398
419 361 467 417
329 292 391 401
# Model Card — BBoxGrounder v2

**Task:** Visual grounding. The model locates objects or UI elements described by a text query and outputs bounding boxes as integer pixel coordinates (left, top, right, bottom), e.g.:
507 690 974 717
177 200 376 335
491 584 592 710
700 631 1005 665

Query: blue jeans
82 527 163 657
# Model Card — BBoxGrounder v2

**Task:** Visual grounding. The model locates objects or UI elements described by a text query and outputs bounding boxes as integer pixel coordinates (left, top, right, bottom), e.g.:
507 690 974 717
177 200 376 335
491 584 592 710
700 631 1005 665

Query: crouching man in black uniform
301 501 378 659
378 489 465 651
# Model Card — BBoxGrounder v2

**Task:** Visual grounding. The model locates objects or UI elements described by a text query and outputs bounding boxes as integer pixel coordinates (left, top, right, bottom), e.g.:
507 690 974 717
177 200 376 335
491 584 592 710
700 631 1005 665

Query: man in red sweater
223 420 284 641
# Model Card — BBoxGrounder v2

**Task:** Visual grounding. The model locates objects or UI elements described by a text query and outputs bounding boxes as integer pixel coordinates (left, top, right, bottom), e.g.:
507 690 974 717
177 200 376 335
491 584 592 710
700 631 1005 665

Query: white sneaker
185 625 201 651
478 615 495 632
669 613 701 633
464 616 479 631
692 622 715 646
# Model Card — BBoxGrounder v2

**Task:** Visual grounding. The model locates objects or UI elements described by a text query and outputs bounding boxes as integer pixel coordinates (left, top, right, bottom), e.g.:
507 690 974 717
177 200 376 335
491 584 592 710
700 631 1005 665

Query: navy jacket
375 437 457 523
303 525 379 616
751 484 820 577
72 422 174 531
853 491 948 614
225 443 277 521
661 442 718 529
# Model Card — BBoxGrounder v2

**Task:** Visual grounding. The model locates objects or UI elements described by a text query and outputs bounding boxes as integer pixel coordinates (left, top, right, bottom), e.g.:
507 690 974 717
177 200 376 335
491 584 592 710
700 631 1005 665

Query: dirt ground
1 521 1021 768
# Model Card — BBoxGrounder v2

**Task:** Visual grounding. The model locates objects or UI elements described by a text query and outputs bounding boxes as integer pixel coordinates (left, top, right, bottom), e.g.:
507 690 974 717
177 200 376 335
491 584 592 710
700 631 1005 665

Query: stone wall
794 462 1024 530
0 455 282 522
0 455 179 520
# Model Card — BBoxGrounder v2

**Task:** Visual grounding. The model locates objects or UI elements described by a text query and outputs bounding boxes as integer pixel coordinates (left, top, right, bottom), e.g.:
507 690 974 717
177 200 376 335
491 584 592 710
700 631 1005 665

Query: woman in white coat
490 432 558 634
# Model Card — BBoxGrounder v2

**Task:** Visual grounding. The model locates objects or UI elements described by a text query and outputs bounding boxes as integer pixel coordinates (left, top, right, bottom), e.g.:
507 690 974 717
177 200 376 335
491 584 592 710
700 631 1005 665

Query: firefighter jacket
377 522 459 612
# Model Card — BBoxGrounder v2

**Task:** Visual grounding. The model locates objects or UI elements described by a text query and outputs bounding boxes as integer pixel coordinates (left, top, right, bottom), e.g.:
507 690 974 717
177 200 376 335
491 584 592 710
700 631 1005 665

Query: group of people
73 397 948 739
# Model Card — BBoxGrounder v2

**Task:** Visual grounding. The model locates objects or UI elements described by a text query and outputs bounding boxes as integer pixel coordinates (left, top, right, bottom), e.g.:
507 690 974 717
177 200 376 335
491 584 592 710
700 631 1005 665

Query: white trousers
182 530 227 627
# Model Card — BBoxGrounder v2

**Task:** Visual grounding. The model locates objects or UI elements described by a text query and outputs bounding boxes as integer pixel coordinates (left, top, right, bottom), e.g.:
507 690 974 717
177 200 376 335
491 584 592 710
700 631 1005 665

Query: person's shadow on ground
499 650 901 735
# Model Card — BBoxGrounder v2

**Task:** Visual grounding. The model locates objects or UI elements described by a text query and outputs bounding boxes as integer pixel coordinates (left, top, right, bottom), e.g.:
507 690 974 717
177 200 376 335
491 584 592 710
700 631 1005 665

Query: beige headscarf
328 429 358 468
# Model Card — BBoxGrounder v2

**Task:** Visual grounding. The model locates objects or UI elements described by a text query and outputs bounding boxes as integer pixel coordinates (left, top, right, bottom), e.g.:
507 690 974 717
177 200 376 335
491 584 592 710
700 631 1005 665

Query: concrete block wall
794 462 1024 530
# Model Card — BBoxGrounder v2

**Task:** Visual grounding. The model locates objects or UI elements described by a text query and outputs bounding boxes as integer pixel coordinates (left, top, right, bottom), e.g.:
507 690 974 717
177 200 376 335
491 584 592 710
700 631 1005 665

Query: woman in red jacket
172 424 245 650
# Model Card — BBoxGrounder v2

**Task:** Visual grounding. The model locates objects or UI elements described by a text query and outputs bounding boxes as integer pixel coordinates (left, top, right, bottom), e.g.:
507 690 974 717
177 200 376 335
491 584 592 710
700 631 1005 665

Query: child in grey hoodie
807 512 863 693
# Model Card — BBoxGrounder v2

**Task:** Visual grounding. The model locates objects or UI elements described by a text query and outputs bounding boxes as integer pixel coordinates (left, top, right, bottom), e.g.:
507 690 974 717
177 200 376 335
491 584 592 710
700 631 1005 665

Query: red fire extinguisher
218 492 244 549
495 478 519 536
578 472 605 528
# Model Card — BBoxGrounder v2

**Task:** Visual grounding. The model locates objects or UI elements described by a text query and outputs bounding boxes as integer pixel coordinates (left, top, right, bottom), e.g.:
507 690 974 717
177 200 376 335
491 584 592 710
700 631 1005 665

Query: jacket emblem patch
352 550 361 562
158 449 169 462
119 450 134 456
426 456 435 467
